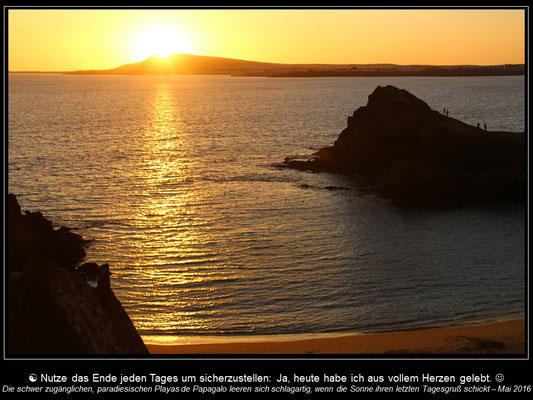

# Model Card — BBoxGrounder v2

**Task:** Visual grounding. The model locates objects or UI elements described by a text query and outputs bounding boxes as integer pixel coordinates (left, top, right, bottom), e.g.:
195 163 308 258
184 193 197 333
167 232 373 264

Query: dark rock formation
8 194 88 272
286 86 524 205
7 194 148 355
78 262 101 281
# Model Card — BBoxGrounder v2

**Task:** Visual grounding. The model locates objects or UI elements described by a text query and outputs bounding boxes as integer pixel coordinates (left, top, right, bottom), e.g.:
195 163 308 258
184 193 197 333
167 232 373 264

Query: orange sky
8 8 526 71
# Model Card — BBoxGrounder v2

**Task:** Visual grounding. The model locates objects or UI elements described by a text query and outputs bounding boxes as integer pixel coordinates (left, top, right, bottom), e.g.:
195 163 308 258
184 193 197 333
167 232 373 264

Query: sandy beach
146 319 525 355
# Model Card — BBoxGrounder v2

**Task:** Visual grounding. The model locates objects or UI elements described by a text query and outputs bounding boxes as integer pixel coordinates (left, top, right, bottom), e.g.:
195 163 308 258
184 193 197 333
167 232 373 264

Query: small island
284 85 524 205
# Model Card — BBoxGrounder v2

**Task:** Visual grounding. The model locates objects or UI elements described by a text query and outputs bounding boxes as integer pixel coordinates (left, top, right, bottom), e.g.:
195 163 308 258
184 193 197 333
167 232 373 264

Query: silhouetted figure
484 123 487 130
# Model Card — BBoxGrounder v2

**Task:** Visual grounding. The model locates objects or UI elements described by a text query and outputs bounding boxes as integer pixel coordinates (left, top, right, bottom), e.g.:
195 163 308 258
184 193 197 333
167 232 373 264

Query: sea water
8 74 525 341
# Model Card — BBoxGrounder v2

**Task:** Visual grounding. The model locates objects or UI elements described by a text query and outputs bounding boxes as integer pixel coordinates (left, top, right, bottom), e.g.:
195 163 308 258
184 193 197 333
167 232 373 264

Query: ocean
8 74 525 343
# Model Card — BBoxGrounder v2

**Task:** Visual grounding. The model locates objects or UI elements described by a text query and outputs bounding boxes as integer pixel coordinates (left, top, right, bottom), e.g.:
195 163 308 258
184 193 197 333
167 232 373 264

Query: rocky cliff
7 194 148 355
286 85 524 204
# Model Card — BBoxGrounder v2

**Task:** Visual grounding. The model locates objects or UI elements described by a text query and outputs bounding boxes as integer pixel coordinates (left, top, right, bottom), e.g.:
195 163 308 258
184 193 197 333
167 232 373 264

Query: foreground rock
7 194 148 355
286 86 524 205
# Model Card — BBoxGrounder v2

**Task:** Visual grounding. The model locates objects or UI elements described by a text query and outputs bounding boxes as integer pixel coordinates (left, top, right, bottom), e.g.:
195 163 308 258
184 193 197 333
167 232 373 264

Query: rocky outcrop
7 194 148 355
286 86 524 205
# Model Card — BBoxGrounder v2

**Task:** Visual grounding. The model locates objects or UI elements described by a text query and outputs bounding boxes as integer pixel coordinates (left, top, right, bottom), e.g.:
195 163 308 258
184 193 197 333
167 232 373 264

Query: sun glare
134 25 191 60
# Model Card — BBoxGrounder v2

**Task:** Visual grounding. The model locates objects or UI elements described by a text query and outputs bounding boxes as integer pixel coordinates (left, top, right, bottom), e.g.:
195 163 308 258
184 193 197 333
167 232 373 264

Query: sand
146 318 525 355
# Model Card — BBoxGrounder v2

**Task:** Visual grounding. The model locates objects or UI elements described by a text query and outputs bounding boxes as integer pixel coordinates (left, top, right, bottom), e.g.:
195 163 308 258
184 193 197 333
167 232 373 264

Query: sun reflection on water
125 82 218 333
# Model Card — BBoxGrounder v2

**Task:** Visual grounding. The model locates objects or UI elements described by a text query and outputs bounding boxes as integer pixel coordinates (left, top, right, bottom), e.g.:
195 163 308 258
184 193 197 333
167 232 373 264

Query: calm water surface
8 74 525 340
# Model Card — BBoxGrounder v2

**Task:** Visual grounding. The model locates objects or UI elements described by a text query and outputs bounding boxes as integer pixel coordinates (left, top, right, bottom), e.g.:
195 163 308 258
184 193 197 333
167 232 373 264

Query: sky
7 8 526 71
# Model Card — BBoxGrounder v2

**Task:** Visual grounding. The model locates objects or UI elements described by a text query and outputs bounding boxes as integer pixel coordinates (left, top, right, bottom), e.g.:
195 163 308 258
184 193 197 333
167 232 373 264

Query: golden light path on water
117 83 192 332
126 82 231 334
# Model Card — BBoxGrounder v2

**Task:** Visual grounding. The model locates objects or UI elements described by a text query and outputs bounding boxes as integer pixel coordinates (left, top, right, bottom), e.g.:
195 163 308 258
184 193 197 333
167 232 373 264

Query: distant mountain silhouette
60 54 416 76
63 54 326 75
58 53 524 77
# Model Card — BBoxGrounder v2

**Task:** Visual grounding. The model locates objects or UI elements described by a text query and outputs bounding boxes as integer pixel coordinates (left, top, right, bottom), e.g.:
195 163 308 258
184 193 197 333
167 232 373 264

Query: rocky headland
7 194 148 355
284 85 525 205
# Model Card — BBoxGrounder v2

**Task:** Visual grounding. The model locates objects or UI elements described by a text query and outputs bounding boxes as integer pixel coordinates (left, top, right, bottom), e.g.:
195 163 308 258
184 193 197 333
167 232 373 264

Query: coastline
145 318 525 355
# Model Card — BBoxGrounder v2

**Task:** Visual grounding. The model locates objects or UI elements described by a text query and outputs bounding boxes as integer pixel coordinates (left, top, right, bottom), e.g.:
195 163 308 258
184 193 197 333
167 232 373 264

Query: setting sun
7 9 525 71
134 25 192 59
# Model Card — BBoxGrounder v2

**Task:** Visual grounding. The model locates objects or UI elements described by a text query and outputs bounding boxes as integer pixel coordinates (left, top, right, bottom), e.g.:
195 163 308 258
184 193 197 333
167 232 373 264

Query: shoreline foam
145 318 525 355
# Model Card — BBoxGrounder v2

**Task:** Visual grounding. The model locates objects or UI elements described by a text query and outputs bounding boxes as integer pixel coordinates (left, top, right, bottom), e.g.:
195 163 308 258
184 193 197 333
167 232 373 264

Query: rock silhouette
286 86 524 205
7 194 148 355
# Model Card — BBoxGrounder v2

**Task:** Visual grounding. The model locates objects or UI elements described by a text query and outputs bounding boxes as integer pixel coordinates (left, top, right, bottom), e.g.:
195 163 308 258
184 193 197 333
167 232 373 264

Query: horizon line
8 53 526 73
